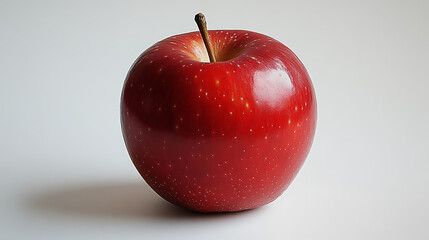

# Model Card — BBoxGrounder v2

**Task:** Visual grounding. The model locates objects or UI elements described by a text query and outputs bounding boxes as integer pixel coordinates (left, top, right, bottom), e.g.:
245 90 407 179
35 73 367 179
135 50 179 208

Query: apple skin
121 30 316 212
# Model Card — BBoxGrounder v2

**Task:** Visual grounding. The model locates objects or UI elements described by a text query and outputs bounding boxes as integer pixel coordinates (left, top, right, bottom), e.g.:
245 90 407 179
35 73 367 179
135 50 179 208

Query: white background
1 0 428 239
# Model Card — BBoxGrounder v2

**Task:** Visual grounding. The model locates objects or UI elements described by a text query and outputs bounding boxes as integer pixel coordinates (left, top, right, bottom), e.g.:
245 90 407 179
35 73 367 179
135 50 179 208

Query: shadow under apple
27 181 257 222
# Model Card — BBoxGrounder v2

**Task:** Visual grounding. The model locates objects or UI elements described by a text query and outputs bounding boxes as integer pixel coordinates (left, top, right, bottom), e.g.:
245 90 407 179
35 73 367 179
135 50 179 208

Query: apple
121 14 316 212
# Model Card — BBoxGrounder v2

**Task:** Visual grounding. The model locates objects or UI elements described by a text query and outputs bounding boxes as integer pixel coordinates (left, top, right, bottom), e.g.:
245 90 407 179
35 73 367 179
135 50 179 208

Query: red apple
121 18 316 212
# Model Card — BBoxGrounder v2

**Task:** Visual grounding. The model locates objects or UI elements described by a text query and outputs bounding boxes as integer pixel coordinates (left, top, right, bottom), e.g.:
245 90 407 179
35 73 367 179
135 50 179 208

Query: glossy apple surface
121 30 316 212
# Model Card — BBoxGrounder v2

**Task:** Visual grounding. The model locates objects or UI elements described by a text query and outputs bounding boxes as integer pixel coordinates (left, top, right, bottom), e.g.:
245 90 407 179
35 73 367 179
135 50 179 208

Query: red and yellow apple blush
121 13 316 212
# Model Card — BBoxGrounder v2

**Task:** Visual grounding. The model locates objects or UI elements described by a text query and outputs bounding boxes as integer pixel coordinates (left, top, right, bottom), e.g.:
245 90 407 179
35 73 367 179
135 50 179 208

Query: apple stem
194 13 216 63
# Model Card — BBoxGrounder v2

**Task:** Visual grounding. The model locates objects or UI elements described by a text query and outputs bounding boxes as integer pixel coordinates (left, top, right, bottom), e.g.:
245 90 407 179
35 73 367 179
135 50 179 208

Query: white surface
1 0 428 239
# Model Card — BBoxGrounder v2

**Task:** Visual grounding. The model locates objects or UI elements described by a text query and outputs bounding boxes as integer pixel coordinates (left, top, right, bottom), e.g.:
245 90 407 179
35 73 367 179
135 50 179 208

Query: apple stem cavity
194 13 216 63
